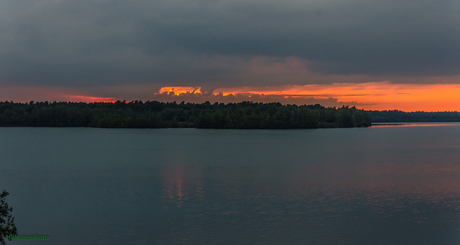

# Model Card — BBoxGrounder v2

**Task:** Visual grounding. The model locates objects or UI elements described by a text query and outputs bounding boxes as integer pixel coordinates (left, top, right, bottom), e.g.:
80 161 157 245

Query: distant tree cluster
0 101 370 129
368 110 460 122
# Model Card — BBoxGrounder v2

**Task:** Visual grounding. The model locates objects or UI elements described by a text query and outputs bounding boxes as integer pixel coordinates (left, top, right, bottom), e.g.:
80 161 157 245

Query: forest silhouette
0 101 370 129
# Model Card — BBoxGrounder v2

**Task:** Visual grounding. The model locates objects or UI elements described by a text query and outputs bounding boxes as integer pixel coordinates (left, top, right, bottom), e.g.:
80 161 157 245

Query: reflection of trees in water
0 190 17 245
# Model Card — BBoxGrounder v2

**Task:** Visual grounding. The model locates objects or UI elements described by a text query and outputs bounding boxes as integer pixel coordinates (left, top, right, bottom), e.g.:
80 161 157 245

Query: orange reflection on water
162 165 203 206
163 166 184 201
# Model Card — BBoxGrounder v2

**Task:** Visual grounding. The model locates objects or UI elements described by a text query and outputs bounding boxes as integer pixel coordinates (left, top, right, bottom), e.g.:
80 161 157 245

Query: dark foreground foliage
0 101 370 129
368 110 460 122
0 190 17 245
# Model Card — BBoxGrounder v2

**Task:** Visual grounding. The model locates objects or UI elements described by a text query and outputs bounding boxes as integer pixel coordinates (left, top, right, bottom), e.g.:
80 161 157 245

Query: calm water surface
1 123 460 244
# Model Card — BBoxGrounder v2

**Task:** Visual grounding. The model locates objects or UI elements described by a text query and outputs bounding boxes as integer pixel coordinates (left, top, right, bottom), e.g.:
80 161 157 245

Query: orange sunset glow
158 87 202 95
0 86 118 103
159 82 460 112
68 95 117 103
2 82 460 112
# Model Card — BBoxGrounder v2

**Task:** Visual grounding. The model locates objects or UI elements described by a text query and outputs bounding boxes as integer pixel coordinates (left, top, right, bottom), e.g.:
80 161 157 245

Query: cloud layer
1 0 459 88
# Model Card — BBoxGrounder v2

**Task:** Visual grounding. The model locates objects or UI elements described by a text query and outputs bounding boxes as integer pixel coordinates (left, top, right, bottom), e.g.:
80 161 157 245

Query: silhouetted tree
0 190 17 245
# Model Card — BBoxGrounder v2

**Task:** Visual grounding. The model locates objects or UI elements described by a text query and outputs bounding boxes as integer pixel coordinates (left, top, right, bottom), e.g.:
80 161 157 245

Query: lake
1 123 460 244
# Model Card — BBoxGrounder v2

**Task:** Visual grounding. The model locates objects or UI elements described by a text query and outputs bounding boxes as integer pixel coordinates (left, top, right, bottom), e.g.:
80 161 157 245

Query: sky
0 0 459 111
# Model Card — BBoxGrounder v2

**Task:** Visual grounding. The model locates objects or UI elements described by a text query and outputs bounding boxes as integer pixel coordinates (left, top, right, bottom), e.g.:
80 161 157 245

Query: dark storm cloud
146 0 460 75
0 0 459 87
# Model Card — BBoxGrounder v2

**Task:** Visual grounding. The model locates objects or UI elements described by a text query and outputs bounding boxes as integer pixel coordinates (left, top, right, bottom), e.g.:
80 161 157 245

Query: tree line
368 110 460 122
0 101 370 129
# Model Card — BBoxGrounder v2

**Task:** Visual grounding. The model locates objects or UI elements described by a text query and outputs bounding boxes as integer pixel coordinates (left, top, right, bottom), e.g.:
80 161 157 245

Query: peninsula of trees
0 101 370 129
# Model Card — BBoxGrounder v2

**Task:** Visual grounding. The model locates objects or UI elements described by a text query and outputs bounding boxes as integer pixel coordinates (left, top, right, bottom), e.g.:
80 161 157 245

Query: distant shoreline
368 110 460 123
2 101 460 129
371 122 460 127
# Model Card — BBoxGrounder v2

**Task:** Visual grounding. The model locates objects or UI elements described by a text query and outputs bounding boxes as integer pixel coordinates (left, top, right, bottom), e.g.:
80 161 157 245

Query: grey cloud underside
0 0 459 86
151 91 367 108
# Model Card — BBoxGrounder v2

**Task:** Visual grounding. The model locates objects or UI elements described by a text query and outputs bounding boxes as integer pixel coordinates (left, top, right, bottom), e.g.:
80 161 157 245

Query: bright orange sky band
1 82 460 112
159 82 460 112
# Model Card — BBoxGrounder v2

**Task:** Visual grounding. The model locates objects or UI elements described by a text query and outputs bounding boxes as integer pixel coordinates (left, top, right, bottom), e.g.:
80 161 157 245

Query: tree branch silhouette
0 190 17 245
